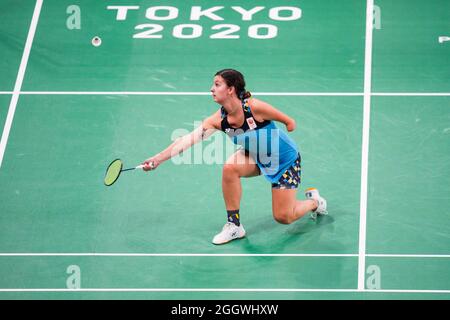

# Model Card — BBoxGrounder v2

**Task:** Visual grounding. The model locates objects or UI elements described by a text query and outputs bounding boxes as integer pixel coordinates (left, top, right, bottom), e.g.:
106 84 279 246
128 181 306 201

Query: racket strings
104 159 123 186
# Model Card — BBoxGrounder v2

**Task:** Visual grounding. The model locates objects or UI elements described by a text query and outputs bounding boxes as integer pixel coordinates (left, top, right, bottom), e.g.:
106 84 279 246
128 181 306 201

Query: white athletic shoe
305 188 328 220
212 222 246 245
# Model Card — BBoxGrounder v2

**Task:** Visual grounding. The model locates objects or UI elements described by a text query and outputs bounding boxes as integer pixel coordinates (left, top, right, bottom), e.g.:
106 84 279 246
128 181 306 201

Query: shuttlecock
438 36 450 43
91 36 102 47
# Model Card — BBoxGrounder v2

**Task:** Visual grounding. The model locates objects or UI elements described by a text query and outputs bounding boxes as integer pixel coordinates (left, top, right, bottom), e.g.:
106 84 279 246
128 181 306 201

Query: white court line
367 254 450 258
0 288 449 293
0 91 450 96
357 0 374 291
0 253 357 257
0 0 43 168
1 253 449 258
372 92 450 96
4 91 363 96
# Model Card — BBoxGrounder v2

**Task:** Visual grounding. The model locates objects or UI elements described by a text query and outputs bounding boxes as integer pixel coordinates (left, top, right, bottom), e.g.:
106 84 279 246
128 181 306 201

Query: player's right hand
142 157 160 171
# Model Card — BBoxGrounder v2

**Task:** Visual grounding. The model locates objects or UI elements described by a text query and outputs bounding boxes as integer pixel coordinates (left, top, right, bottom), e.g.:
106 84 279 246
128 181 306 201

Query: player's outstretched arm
142 110 221 171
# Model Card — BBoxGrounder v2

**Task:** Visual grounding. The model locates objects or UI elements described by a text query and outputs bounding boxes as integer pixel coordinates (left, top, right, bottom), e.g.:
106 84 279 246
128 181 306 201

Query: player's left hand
286 119 296 132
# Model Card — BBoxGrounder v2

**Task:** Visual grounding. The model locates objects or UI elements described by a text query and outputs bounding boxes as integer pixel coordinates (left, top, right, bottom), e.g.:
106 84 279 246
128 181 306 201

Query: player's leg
222 149 260 211
271 189 318 224
271 154 327 223
213 149 260 245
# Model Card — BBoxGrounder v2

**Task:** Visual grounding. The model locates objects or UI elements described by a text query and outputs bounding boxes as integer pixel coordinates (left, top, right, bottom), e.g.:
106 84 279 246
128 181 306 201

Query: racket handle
136 162 155 170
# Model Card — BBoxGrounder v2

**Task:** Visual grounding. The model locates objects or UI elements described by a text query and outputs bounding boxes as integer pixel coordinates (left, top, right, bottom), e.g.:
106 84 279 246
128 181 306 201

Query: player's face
211 76 232 104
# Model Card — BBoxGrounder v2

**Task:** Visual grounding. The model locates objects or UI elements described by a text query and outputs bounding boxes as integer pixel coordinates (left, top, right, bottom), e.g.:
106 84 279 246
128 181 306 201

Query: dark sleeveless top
220 99 271 134
219 99 299 183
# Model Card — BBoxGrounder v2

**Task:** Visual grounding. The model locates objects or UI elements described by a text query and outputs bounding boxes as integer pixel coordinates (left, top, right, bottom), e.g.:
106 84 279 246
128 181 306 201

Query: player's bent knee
222 164 238 178
273 211 293 225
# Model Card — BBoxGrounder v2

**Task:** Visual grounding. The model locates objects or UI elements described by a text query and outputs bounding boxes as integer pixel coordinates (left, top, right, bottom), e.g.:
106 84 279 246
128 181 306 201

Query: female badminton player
142 69 327 245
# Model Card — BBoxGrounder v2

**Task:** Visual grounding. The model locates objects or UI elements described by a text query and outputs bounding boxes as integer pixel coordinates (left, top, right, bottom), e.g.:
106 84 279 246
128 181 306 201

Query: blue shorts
271 153 302 189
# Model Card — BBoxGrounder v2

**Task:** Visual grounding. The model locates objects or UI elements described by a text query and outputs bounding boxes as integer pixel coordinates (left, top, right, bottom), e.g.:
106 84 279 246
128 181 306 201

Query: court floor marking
1 91 362 96
0 253 356 257
366 254 450 258
357 0 374 292
0 253 448 258
0 288 449 294
371 93 450 96
0 91 449 96
0 0 42 169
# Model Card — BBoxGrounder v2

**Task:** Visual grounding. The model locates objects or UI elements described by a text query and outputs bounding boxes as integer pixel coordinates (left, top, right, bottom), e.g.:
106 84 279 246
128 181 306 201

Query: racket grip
136 162 155 170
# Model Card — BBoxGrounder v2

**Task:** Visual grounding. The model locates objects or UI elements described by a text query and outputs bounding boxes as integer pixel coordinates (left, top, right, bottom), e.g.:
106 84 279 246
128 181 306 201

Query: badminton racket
104 159 153 186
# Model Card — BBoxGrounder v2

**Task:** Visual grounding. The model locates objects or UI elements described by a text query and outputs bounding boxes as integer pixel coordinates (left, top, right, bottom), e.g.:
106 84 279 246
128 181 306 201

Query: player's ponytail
239 91 252 100
215 69 250 101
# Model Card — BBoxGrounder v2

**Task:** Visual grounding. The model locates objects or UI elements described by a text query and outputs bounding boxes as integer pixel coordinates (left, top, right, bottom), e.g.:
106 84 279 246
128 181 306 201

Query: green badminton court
0 0 449 299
